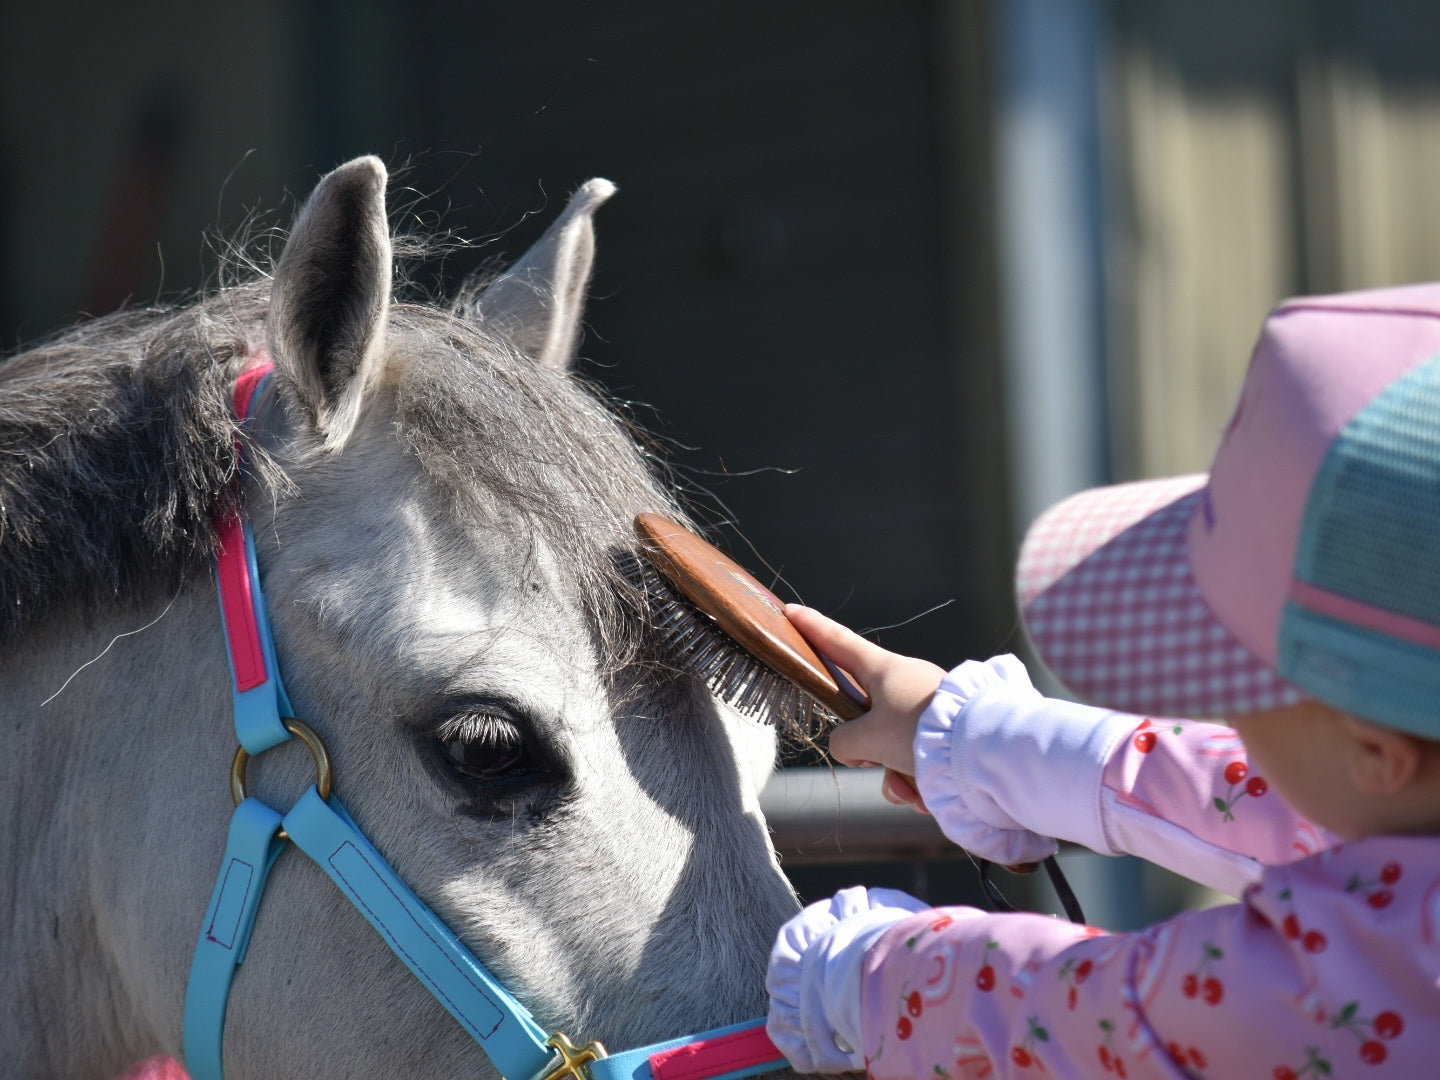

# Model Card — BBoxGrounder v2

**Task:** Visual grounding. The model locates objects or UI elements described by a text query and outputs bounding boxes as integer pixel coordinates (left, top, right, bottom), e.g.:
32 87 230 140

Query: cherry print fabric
1099 717 1333 893
852 657 1439 1078
860 837 1435 1079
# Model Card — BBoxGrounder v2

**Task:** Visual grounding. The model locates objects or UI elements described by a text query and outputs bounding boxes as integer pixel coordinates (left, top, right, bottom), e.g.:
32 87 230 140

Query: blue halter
183 365 785 1080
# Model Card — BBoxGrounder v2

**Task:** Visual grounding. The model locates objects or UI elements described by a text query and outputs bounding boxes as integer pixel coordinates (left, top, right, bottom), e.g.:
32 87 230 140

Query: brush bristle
621 552 835 738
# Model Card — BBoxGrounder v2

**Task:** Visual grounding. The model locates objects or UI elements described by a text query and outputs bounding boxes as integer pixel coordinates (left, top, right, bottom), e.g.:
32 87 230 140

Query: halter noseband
183 361 785 1080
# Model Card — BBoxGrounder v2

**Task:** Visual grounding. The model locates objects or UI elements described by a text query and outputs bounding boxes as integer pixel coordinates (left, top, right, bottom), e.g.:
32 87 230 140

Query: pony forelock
386 304 689 677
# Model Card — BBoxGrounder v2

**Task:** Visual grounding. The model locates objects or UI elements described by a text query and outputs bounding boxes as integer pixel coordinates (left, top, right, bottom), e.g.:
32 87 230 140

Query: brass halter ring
231 717 333 839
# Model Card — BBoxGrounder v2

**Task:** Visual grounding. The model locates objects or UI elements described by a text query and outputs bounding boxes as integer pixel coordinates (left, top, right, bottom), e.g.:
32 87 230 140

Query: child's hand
785 605 946 811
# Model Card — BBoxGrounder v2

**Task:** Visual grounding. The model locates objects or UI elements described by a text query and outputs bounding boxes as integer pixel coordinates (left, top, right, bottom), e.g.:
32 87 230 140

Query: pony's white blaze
0 157 802 1079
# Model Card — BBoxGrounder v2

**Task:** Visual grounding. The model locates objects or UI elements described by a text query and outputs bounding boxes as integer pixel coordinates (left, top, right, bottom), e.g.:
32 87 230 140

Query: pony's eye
436 712 539 784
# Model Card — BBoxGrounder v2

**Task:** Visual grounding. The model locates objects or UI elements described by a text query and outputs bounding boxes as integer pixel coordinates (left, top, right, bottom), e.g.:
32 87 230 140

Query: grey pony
0 156 801 1079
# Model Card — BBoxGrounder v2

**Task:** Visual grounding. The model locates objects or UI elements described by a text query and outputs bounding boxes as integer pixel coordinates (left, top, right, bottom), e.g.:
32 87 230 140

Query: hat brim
1016 474 1306 718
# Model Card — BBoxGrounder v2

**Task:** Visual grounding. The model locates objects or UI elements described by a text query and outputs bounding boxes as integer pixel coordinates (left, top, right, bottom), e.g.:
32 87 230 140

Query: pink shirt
859 672 1440 1079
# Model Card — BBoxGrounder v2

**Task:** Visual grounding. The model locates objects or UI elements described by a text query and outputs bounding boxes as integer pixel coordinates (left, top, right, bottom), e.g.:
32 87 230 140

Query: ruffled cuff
766 886 929 1073
914 655 1135 861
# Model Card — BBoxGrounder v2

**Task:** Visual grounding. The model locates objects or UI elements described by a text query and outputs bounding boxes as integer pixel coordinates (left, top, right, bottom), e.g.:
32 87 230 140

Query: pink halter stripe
215 359 275 693
231 357 271 421
648 1025 783 1080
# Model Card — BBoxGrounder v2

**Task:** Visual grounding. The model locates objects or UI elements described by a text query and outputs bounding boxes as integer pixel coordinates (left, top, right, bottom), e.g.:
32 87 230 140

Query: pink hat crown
1019 282 1440 728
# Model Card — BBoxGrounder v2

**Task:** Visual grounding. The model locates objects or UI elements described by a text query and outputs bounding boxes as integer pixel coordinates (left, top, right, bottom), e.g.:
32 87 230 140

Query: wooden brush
633 512 867 733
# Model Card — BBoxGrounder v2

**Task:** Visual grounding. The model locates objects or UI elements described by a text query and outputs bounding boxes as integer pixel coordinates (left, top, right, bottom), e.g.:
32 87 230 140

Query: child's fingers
880 769 929 814
784 604 891 684
829 711 917 774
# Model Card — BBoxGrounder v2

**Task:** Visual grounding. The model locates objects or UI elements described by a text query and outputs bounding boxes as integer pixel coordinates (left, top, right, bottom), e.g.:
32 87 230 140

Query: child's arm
770 871 1423 1079
919 656 1334 895
789 607 1333 897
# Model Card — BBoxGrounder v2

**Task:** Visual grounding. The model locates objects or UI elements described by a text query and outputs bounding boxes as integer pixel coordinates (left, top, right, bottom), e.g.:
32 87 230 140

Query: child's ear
1341 714 1422 795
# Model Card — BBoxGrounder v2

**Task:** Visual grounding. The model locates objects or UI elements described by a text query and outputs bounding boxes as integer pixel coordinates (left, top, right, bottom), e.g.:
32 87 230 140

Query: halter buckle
539 1033 609 1080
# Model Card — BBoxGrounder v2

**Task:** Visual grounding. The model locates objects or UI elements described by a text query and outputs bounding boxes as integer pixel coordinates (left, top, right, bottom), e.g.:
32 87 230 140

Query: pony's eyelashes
427 701 569 808
438 711 532 780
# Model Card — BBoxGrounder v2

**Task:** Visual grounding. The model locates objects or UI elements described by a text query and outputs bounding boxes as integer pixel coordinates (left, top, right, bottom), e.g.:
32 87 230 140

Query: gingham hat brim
1015 474 1307 719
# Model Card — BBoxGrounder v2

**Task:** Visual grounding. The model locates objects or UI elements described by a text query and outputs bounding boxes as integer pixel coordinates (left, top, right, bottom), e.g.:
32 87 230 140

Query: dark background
0 1 1014 671
1 1 1020 910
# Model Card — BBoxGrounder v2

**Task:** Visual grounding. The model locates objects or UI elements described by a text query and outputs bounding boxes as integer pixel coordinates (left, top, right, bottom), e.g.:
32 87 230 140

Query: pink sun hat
1016 282 1440 732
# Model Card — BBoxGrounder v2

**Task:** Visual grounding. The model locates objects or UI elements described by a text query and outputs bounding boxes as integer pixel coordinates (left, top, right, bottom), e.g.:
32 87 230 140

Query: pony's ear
469 178 615 372
268 155 392 449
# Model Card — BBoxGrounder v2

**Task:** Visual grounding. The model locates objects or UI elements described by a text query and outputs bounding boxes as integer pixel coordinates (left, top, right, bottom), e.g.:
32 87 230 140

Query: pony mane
0 278 685 671
0 290 264 643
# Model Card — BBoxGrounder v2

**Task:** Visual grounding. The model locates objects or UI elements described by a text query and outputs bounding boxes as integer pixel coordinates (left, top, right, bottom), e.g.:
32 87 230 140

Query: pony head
0 156 801 1079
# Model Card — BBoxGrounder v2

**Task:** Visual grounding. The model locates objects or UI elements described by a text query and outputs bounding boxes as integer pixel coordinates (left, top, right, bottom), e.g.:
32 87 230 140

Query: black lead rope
977 855 1087 925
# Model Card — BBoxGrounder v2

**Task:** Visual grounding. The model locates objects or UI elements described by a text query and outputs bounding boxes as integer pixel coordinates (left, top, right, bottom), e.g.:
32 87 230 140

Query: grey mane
0 279 682 665
0 292 261 643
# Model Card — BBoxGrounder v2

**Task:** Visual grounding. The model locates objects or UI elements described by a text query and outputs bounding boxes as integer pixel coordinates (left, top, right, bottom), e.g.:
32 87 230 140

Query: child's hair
1013 283 1440 738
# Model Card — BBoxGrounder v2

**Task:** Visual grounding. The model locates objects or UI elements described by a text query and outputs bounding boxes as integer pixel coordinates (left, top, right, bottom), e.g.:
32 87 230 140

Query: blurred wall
1106 0 1440 481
